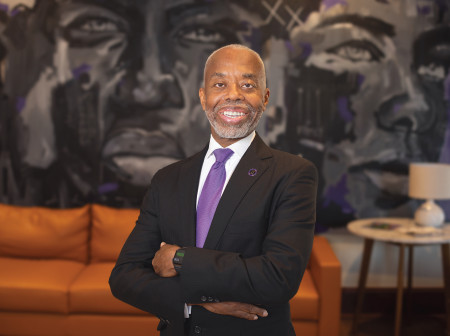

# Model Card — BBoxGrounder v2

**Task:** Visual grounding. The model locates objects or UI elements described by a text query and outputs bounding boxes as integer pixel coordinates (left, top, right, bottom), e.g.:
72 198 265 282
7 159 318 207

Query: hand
152 242 180 277
194 302 268 320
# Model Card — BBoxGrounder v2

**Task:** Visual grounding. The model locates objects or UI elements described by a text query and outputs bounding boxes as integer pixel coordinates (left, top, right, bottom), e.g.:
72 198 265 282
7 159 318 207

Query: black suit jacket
109 134 318 336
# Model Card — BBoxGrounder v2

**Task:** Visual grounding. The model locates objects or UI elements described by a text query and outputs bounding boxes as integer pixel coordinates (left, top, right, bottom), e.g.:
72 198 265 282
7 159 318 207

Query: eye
214 83 225 88
416 63 446 81
62 13 128 48
242 83 255 89
78 18 120 33
326 40 384 62
175 25 232 44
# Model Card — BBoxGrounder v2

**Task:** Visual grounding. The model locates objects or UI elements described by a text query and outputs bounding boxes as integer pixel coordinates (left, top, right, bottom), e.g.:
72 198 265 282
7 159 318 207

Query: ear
263 88 270 108
199 87 206 111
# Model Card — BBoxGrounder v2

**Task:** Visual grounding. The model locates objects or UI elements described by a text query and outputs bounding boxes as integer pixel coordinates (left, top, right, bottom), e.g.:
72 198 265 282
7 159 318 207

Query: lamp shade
409 163 450 200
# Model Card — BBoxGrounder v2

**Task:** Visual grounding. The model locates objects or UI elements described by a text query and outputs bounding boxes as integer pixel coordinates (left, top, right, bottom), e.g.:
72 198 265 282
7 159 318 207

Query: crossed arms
109 159 317 324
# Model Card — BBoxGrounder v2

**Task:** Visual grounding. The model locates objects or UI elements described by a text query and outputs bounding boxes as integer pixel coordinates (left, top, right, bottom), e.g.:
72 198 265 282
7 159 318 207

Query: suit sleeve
109 174 185 329
180 160 318 305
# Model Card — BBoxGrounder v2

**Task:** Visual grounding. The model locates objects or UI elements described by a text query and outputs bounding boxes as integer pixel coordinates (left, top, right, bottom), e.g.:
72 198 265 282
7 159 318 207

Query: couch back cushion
91 204 139 262
0 203 90 263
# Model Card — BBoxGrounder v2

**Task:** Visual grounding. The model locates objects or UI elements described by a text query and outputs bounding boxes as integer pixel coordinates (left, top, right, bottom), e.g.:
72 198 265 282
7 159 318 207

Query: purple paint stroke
72 64 92 79
10 7 20 16
0 3 8 12
438 72 450 164
322 0 347 10
314 222 329 234
15 97 26 113
393 103 402 114
240 21 262 53
98 182 119 194
357 74 365 88
285 40 294 52
337 96 353 122
323 174 355 214
417 5 432 16
299 42 312 59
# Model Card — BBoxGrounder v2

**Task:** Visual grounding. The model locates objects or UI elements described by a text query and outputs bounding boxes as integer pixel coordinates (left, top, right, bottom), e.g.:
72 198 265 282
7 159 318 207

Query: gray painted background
0 0 449 229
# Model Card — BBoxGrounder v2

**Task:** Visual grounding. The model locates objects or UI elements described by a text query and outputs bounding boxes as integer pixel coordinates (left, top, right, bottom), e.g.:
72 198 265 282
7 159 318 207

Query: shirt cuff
184 304 192 318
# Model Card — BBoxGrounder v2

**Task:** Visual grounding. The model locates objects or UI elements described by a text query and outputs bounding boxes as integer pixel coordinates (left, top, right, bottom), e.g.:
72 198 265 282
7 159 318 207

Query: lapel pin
248 168 257 177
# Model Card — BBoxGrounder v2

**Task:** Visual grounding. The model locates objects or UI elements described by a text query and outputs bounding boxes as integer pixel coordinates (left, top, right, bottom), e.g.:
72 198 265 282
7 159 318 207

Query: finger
160 242 166 247
233 310 259 321
247 304 268 317
230 302 268 318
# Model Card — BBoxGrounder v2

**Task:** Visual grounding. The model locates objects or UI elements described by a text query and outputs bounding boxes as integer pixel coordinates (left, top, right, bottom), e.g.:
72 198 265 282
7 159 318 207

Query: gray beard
206 103 264 139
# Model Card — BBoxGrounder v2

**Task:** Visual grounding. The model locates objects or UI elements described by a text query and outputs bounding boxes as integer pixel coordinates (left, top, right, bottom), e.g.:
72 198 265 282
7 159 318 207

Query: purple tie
196 148 234 248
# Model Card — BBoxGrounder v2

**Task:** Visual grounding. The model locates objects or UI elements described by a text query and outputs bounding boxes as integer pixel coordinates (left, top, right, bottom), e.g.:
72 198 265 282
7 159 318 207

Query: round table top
347 218 450 245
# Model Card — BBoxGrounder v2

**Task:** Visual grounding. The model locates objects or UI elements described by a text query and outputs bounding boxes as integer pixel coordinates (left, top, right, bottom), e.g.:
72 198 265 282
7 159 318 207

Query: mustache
213 101 256 114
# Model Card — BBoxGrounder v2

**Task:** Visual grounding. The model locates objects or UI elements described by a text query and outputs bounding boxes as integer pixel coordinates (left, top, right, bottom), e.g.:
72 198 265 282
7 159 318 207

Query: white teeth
224 111 245 118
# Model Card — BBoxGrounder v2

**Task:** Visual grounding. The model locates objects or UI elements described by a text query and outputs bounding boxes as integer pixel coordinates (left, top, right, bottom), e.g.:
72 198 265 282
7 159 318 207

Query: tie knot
213 148 234 164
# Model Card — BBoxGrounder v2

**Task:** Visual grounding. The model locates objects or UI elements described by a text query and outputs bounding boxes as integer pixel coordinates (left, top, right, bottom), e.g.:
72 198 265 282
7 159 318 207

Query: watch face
173 249 185 269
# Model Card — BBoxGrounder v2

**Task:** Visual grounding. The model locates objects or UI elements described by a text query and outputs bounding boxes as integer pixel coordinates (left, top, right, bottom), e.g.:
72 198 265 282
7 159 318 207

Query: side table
347 218 450 336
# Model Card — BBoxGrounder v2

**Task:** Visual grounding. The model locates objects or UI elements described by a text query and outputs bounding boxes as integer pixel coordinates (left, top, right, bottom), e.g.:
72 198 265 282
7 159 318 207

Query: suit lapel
178 147 207 247
203 134 273 249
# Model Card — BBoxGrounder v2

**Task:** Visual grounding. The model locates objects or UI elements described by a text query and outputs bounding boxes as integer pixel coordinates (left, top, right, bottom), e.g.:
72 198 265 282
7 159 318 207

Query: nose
225 83 244 102
376 75 431 134
131 41 183 109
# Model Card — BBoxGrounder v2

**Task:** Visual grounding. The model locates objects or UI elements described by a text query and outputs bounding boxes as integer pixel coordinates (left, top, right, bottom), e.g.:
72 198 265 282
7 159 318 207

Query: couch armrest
309 235 341 336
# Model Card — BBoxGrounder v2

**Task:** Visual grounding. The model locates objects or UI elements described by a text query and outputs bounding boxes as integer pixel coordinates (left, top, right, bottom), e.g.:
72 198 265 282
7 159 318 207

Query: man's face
284 0 444 220
199 48 269 143
5 0 265 203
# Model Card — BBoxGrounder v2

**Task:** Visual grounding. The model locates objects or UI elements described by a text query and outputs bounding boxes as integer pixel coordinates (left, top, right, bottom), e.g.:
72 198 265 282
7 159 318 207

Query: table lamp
409 163 450 227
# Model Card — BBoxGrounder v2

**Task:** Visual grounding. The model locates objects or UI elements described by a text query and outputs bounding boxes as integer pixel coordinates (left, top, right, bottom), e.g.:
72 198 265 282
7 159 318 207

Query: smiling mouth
223 111 246 118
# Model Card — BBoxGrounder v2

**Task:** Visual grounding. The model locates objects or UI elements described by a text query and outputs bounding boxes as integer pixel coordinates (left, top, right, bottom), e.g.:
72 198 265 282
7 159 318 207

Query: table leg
405 245 414 324
395 244 405 336
441 244 450 336
352 238 374 335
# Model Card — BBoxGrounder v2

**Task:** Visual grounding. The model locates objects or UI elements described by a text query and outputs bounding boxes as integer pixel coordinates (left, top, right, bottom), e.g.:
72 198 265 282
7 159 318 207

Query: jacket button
208 296 213 302
194 326 201 334
200 296 207 302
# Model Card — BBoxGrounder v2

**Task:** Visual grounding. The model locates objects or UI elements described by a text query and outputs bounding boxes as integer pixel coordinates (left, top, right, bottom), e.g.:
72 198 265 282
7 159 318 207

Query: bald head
203 44 267 89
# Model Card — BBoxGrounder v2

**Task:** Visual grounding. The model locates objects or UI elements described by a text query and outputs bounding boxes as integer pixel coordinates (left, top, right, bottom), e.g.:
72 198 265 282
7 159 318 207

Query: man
0 0 271 207
277 0 449 226
109 44 318 335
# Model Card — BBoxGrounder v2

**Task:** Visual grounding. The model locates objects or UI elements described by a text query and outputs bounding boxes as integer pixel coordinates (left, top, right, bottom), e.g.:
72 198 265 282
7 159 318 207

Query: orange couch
0 203 341 336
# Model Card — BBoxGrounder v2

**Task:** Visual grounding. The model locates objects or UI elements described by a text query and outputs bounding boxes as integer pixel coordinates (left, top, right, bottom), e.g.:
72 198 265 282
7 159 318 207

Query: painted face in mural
283 0 449 223
199 46 270 143
1 0 265 205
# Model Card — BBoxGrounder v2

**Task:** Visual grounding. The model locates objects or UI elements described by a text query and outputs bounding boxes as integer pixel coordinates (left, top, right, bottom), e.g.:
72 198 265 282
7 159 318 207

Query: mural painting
0 0 448 229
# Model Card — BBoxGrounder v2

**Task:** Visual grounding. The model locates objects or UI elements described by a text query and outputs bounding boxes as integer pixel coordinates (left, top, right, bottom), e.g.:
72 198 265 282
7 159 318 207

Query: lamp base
414 199 445 227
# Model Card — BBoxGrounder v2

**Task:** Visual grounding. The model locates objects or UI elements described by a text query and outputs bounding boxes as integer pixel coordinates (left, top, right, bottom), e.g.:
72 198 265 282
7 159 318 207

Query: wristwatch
172 248 185 273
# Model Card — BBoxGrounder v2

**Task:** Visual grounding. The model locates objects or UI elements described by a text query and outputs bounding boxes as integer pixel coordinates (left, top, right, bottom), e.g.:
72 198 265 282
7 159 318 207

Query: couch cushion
0 257 85 313
0 203 90 262
91 204 139 262
69 263 146 315
290 270 319 320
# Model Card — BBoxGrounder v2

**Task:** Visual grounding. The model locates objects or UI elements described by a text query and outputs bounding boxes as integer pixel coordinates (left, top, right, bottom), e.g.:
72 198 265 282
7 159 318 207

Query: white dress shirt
196 131 256 206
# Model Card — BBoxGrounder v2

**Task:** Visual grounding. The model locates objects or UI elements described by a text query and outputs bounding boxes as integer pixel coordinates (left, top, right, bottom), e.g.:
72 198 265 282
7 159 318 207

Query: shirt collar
205 131 256 160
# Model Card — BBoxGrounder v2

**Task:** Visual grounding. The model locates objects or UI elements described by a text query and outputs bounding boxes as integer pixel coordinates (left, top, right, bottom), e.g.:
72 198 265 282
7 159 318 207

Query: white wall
321 228 444 288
